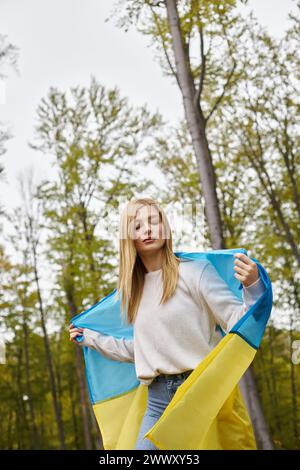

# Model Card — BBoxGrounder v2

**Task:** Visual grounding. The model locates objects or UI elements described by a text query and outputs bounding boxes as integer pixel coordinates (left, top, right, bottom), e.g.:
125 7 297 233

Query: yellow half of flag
93 333 256 450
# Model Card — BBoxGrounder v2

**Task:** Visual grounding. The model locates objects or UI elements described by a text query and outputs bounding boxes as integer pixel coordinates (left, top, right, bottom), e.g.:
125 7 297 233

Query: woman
69 197 266 450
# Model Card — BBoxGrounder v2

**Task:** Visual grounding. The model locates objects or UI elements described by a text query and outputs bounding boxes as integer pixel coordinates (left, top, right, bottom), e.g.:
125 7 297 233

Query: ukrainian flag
70 248 273 450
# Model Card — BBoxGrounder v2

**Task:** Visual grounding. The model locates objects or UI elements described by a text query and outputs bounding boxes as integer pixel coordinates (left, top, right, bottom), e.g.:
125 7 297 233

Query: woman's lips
143 239 155 244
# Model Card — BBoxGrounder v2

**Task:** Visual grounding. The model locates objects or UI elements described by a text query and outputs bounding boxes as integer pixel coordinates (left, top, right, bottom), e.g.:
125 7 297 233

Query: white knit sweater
79 258 266 385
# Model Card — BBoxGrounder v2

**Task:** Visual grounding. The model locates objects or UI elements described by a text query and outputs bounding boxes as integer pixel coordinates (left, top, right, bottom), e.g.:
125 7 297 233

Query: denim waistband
154 370 193 381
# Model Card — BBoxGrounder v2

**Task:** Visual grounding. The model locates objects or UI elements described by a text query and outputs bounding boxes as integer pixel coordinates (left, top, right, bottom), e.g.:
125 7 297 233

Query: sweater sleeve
199 261 266 334
242 276 266 308
78 328 135 363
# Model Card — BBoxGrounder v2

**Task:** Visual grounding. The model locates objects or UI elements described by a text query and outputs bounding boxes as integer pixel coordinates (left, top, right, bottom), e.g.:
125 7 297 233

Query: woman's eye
135 219 159 230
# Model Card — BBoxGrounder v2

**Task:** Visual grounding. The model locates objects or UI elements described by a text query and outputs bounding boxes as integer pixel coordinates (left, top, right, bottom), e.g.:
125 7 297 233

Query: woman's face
133 205 166 255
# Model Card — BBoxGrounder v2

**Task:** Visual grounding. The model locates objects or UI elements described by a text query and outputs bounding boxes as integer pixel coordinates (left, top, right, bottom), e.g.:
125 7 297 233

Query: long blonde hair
116 197 181 325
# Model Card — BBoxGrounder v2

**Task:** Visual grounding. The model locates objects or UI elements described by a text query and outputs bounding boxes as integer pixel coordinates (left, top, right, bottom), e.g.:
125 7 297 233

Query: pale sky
0 0 297 212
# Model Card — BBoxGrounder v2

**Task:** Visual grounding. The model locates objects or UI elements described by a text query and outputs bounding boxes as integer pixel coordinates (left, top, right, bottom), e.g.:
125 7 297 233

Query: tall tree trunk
54 330 65 444
15 346 30 447
255 348 276 435
68 374 81 449
165 0 273 449
239 366 274 449
165 0 224 250
31 241 66 449
22 310 40 448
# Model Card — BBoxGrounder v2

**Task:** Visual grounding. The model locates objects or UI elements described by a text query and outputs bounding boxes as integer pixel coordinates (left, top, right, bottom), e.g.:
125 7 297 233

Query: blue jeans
134 370 193 450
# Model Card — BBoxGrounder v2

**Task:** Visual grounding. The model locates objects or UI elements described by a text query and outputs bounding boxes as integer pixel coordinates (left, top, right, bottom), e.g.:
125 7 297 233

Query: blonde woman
69 197 266 450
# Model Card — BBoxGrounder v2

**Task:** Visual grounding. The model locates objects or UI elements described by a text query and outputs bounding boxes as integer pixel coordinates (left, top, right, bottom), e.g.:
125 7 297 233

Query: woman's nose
142 224 151 237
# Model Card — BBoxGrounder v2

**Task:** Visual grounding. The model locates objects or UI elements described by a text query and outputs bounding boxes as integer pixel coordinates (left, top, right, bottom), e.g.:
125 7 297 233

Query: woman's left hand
233 253 259 288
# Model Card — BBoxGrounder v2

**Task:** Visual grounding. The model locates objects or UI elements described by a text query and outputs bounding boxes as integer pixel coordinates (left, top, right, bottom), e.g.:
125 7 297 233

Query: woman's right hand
69 323 84 345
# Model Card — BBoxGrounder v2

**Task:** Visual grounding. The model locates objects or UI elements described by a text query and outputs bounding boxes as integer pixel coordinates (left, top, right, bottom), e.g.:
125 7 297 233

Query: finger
70 332 83 340
71 330 83 336
234 265 248 276
71 325 84 330
69 328 84 333
234 258 251 270
234 253 254 266
70 333 80 340
234 261 251 274
69 324 83 331
69 328 79 334
234 272 246 283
